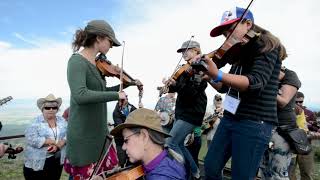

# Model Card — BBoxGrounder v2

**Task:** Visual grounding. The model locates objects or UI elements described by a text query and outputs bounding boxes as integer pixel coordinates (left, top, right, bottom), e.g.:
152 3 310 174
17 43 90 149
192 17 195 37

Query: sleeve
282 70 301 89
25 123 46 149
245 48 279 95
67 57 119 105
112 104 123 126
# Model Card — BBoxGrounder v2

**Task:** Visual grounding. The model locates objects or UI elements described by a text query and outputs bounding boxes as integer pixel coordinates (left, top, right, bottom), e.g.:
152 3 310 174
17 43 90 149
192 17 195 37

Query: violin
106 165 145 180
95 53 143 106
4 143 24 159
158 63 195 97
191 30 259 71
96 53 138 86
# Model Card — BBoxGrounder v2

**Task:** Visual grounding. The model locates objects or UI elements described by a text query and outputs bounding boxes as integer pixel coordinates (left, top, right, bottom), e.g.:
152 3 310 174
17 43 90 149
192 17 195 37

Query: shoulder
150 156 185 179
282 69 301 88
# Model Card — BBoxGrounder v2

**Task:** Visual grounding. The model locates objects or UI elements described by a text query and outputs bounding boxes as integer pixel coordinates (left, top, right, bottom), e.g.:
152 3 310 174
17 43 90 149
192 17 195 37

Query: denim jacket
24 115 67 171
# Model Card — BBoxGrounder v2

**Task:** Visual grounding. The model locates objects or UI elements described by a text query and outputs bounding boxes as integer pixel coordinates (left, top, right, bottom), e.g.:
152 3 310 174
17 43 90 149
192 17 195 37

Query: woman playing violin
202 7 286 179
165 40 207 179
66 19 140 179
110 108 186 180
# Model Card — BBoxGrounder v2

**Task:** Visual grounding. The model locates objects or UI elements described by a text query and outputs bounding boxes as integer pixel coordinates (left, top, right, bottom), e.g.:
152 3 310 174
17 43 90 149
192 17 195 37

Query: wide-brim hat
110 108 171 138
85 20 121 47
210 7 254 37
177 40 201 53
37 94 62 110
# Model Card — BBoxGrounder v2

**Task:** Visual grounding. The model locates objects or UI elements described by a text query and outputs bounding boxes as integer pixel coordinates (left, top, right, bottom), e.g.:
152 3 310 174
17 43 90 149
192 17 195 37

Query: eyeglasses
44 107 58 110
296 101 303 104
123 132 140 144
215 98 222 101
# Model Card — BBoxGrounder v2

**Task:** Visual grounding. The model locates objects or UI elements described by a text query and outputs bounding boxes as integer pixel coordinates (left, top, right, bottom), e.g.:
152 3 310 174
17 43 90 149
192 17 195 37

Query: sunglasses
215 98 222 101
296 101 303 104
44 107 58 110
123 132 140 144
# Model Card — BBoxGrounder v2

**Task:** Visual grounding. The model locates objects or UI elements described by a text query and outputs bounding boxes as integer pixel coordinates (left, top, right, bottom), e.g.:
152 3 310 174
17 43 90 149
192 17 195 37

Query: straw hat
110 108 171 137
37 94 62 110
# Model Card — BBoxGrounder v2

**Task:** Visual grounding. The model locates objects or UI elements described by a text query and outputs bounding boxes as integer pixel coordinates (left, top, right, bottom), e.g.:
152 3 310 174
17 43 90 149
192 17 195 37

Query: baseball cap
210 7 254 37
177 40 200 53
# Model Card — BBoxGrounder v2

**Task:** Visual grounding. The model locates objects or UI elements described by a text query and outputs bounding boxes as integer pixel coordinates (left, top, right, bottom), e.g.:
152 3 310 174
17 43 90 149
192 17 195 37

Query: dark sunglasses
44 107 58 110
215 98 222 101
296 101 303 104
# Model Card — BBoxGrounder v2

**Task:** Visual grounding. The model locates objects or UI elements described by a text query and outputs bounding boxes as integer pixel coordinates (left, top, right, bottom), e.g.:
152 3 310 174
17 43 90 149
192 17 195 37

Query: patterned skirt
64 141 119 180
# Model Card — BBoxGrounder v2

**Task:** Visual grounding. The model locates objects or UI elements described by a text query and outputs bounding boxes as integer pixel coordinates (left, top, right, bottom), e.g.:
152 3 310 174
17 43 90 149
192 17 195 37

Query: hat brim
37 98 62 110
110 123 171 138
111 37 121 47
210 18 240 37
177 48 186 53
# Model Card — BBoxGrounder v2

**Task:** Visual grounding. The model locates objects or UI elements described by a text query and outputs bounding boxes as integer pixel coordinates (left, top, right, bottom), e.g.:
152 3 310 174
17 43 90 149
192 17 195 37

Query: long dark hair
250 22 287 60
72 29 104 52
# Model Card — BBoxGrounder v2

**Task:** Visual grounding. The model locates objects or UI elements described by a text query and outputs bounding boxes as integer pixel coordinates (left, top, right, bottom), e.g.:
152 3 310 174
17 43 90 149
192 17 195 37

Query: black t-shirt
277 69 301 127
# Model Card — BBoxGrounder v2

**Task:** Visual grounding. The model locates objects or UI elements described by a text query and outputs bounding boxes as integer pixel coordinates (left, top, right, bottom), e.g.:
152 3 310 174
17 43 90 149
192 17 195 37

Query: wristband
210 70 223 84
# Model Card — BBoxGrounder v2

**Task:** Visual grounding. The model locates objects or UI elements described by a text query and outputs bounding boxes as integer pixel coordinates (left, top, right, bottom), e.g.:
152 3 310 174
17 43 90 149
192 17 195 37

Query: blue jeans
166 119 199 178
204 116 273 180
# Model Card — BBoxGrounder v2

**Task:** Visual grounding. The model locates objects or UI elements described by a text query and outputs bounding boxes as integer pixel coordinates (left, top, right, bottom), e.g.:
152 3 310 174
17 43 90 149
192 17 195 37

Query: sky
0 0 320 111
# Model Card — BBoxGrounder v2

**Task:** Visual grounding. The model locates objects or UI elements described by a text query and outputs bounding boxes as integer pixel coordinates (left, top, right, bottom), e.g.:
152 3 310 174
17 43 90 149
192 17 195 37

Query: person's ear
140 129 150 145
246 20 253 30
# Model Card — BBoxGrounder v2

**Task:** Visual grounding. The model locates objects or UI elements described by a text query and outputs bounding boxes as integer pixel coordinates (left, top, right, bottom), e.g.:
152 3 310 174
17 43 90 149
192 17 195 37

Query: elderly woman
110 108 186 180
23 94 67 180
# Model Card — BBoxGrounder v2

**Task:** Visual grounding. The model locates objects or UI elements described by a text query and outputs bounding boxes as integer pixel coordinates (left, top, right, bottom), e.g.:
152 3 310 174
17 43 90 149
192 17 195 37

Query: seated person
110 108 186 180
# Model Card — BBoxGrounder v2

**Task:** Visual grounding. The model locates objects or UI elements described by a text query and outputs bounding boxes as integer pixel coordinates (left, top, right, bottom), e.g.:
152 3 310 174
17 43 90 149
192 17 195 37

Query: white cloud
1 0 320 109
0 41 11 50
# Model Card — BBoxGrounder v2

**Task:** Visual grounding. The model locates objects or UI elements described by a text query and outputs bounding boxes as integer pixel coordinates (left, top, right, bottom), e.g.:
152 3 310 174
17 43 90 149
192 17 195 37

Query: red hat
210 7 254 37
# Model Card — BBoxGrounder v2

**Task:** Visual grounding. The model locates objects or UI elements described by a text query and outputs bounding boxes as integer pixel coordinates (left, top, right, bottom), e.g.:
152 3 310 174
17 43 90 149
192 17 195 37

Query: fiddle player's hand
202 55 218 78
134 79 143 87
118 91 127 100
202 74 211 81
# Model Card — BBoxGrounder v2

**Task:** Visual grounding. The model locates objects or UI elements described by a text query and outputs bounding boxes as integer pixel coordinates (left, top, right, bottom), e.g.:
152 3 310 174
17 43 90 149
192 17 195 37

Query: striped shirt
219 38 281 123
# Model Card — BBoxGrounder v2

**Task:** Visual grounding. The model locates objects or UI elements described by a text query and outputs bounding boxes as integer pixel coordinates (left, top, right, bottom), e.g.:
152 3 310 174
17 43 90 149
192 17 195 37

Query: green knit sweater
66 54 119 166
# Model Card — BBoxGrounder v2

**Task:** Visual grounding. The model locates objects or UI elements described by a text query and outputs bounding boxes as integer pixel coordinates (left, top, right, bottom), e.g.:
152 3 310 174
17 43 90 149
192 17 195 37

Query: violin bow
119 41 125 92
159 35 195 97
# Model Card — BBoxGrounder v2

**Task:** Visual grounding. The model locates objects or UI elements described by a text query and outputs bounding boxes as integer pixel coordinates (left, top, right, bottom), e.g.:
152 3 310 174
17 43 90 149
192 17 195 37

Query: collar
143 150 167 173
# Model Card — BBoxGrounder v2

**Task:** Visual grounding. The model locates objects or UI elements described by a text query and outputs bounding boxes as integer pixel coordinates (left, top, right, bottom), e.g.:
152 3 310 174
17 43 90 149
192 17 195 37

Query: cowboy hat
37 94 62 110
110 108 171 137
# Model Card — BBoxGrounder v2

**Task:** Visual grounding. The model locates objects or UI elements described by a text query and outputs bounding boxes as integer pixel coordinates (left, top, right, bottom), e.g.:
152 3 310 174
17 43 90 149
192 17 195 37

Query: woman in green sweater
65 19 133 179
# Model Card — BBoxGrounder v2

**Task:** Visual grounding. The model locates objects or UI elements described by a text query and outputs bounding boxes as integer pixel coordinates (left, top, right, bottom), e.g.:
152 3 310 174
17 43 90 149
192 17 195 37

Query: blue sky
0 0 319 111
0 0 136 48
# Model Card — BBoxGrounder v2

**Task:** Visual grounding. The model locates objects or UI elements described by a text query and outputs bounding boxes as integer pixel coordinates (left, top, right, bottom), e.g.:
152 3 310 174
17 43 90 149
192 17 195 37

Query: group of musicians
2 4 309 180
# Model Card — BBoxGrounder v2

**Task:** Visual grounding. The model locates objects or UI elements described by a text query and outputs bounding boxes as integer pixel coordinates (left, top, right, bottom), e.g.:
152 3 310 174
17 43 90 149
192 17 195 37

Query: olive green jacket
66 54 119 166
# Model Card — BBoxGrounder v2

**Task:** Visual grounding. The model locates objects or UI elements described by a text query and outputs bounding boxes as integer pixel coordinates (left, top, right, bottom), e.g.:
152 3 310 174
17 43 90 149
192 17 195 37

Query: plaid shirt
154 96 176 113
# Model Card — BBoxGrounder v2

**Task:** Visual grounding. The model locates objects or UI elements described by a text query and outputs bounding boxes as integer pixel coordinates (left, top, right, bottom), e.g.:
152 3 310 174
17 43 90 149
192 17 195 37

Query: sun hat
110 108 171 137
37 94 62 110
85 20 121 47
210 7 254 37
177 40 200 53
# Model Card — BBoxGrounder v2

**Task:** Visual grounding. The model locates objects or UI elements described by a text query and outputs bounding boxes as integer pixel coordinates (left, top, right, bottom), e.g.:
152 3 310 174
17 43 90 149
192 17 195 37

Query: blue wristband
211 70 223 84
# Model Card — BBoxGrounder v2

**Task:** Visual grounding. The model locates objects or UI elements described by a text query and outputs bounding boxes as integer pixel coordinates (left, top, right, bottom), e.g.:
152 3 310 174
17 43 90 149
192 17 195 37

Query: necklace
48 121 57 141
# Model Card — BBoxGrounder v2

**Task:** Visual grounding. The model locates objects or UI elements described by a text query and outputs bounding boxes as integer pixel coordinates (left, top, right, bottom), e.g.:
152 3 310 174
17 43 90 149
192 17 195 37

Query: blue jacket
144 150 186 180
24 115 67 171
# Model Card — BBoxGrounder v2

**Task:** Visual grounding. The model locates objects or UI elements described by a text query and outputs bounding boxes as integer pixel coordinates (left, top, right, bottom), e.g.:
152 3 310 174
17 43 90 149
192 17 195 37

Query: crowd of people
1 5 320 180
